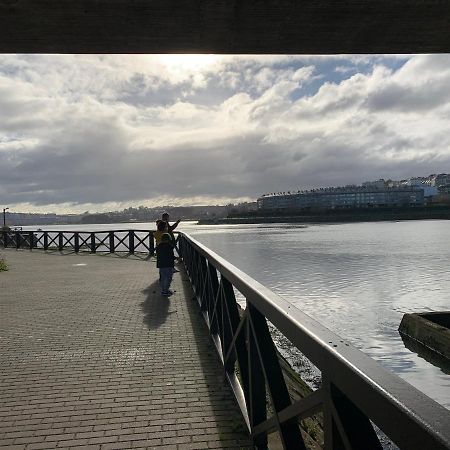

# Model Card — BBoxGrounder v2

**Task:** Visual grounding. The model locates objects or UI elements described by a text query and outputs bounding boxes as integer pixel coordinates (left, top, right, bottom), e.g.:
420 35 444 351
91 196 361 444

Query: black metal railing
0 229 154 255
3 228 449 448
178 233 450 450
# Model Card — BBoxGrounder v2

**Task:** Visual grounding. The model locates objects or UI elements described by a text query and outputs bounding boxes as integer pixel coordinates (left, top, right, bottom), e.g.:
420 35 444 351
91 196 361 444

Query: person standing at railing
161 212 180 241
162 212 181 261
154 220 167 247
156 233 175 297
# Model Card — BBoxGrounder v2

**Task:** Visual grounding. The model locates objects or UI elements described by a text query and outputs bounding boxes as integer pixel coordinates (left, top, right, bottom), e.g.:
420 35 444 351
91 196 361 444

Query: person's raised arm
169 219 181 232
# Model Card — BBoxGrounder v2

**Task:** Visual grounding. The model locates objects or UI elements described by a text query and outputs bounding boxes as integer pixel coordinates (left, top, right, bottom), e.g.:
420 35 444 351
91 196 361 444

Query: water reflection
400 334 450 375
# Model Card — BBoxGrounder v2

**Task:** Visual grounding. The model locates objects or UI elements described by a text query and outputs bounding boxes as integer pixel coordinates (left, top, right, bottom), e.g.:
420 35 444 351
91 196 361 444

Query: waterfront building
362 179 386 188
406 177 428 187
385 179 402 188
434 173 450 187
404 178 439 200
438 184 450 194
422 185 439 198
257 186 425 211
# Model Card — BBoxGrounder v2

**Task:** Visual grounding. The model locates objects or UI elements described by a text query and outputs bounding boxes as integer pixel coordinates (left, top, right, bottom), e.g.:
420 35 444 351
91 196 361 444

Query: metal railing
3 228 449 448
178 232 450 450
0 229 154 254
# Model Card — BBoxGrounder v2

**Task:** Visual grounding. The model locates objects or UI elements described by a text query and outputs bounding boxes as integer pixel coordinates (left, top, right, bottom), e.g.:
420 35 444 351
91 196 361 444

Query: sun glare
159 54 218 72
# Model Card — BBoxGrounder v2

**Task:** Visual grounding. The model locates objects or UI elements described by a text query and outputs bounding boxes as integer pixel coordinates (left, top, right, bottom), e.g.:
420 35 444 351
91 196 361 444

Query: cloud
1 53 449 213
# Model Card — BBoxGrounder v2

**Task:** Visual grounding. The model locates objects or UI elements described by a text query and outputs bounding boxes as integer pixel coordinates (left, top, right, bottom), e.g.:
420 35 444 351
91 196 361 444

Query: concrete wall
399 313 450 360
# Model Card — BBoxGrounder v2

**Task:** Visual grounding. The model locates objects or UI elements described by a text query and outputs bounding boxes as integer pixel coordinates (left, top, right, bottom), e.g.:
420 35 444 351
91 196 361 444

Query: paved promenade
0 249 252 450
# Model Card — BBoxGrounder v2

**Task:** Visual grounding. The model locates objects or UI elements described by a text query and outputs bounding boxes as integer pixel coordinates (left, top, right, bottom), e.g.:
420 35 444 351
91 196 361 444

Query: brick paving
0 249 252 450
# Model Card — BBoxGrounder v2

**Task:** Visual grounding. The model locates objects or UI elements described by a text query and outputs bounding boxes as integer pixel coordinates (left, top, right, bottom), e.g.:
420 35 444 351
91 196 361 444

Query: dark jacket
156 242 174 268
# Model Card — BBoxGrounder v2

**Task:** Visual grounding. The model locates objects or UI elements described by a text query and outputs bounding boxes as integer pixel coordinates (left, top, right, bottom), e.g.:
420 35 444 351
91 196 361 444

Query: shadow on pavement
177 268 253 448
140 279 175 329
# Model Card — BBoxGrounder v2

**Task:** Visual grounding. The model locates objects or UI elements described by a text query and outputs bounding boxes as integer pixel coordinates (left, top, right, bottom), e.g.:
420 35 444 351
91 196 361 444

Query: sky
1 53 450 214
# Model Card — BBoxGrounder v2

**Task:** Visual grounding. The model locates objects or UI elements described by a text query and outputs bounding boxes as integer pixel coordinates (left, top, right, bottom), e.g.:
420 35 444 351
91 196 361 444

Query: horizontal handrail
178 231 450 450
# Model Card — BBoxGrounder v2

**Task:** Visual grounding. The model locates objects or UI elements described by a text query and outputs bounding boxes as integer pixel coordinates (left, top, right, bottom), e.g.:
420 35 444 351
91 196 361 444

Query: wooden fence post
74 232 80 253
129 231 135 254
149 232 155 255
90 233 96 253
109 232 114 253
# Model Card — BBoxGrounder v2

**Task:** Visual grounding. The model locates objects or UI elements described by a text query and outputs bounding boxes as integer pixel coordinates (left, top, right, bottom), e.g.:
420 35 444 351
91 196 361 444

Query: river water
20 220 450 409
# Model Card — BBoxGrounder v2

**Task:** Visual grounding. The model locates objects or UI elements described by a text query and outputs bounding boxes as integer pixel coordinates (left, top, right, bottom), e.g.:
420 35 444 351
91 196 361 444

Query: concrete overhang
0 0 450 54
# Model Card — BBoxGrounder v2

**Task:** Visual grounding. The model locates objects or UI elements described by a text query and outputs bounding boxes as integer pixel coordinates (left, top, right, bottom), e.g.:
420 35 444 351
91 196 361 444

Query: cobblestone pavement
0 249 252 450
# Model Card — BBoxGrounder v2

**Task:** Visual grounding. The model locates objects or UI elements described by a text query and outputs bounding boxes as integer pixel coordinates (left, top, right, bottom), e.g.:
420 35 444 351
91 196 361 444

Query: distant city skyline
1 54 450 214
5 172 448 217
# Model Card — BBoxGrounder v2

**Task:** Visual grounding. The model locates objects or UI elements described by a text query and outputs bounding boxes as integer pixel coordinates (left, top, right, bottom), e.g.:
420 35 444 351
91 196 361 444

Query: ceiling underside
1 0 450 54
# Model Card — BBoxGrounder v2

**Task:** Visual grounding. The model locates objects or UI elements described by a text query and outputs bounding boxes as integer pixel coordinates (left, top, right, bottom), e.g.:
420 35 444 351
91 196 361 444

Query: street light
2 207 9 229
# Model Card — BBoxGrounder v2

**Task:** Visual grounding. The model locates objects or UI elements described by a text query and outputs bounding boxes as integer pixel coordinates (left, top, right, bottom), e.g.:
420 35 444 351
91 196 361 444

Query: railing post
198 255 209 311
323 381 382 450
15 231 20 249
58 232 63 251
222 277 245 373
247 305 268 450
129 231 135 254
29 231 34 250
178 235 184 259
149 232 155 255
90 233 96 253
109 231 114 253
207 263 220 334
74 232 80 253
249 304 305 449
2 230 7 248
43 231 48 250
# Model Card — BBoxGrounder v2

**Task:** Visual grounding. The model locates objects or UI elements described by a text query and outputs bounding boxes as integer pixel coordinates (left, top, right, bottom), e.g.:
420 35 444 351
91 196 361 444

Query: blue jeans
159 267 173 293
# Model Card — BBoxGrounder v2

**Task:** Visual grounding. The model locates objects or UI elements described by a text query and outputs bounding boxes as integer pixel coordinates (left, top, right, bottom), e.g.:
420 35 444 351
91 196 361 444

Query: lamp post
2 207 9 229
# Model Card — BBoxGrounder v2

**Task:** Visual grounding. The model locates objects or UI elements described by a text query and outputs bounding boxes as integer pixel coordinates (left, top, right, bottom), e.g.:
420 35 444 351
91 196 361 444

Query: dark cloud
365 80 450 113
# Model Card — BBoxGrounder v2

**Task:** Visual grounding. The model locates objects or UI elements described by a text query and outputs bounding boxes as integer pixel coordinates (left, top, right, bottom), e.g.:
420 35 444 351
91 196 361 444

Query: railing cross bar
62 233 76 248
253 388 324 438
114 233 130 250
34 233 44 245
134 233 150 251
78 234 90 248
219 284 229 359
206 263 220 332
95 234 110 247
224 309 248 366
46 233 58 244
248 306 306 450
198 255 209 312
247 311 268 449
206 274 223 337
